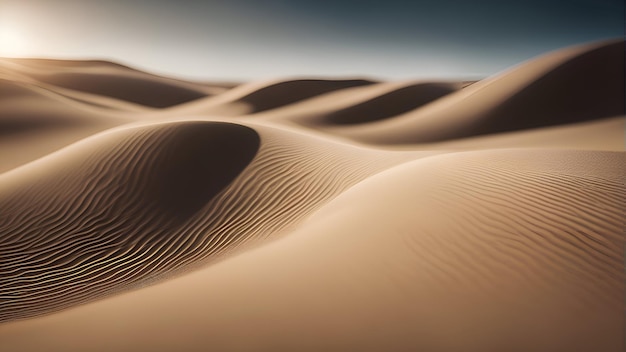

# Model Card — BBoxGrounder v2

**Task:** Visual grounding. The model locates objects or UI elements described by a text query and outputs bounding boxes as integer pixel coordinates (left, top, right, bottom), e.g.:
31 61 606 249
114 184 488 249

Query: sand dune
0 58 223 108
0 77 136 173
383 116 625 152
1 149 622 352
252 80 462 126
0 78 119 134
173 78 376 116
0 39 624 351
0 120 426 322
320 81 460 125
312 40 624 144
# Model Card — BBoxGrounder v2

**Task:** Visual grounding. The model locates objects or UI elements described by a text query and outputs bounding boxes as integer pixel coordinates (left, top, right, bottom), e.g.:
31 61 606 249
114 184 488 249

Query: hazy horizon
0 0 623 81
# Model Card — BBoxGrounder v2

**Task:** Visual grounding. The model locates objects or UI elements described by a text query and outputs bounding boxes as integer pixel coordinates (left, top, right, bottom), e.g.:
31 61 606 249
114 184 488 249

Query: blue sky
0 0 623 80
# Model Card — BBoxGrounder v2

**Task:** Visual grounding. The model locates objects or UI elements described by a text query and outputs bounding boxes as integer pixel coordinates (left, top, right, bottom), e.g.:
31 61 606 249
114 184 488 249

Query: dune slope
0 77 138 173
256 81 462 126
174 78 376 116
0 37 624 352
0 58 219 108
324 82 459 124
0 121 421 322
331 40 625 144
0 149 622 352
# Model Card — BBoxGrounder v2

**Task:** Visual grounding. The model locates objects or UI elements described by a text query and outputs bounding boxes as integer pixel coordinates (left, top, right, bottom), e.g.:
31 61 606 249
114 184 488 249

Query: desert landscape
0 30 624 351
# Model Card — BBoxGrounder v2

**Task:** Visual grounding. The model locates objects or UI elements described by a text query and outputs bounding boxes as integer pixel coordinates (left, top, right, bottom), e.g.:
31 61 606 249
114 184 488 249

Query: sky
0 0 623 81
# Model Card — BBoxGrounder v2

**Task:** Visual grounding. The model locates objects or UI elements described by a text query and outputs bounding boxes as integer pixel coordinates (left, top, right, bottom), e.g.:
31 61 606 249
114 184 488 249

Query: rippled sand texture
0 40 624 351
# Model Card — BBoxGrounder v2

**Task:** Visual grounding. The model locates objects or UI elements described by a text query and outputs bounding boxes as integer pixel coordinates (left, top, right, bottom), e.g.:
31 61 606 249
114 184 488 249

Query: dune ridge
0 149 623 352
0 38 624 351
0 122 260 321
317 40 625 144
0 121 421 322
172 78 377 116
0 58 224 108
322 82 460 125
0 75 138 173
0 79 122 134
252 80 462 126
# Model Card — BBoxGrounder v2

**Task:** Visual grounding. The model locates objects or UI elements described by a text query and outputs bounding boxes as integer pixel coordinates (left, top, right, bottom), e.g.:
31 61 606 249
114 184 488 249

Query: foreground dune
1 149 623 351
0 120 425 321
0 39 624 351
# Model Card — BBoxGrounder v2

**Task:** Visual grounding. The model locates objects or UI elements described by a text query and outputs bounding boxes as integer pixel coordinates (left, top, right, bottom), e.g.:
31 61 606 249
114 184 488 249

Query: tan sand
0 39 623 351
253 80 462 126
0 58 227 107
292 40 624 144
0 119 430 322
0 78 135 173
1 149 623 352
171 78 376 116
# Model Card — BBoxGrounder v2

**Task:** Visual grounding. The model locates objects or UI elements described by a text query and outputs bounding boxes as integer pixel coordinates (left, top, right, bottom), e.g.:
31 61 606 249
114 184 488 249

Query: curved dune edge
1 57 236 95
0 38 623 352
233 79 375 114
31 72 208 108
0 121 260 321
0 149 623 352
0 58 219 108
0 120 426 322
0 78 130 134
322 82 460 125
0 67 156 113
323 39 625 144
172 78 376 116
253 80 462 126
0 78 139 174
376 116 625 152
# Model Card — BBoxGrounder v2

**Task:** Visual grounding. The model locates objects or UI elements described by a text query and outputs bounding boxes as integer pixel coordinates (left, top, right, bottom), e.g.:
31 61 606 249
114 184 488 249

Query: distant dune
321 81 460 124
306 40 624 144
252 80 462 126
0 58 225 108
0 39 624 351
172 78 376 116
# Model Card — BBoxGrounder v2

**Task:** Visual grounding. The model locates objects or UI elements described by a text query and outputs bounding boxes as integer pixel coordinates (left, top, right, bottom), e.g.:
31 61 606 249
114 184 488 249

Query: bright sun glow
0 26 27 57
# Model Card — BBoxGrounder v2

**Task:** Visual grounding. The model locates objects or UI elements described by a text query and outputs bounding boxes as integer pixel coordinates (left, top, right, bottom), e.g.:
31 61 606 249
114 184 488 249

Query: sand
320 39 624 144
0 39 624 351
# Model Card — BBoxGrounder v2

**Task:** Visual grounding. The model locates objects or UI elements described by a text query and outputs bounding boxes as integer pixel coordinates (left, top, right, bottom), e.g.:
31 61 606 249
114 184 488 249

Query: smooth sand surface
252 80 462 126
0 77 136 173
2 149 623 352
305 40 624 144
171 78 376 116
0 39 624 351
0 58 226 107
0 120 427 322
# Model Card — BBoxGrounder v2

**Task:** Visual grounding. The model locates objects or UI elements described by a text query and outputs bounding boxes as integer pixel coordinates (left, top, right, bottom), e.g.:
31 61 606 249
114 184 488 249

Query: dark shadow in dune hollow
466 41 625 137
326 82 458 125
142 122 260 224
240 79 375 113
32 72 208 108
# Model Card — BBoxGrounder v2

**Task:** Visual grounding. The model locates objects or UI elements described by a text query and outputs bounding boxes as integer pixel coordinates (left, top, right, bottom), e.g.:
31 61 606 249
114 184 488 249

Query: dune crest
0 122 259 321
0 58 224 108
0 120 424 321
0 38 623 352
253 80 462 126
321 40 625 144
173 78 376 116
1 149 623 352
